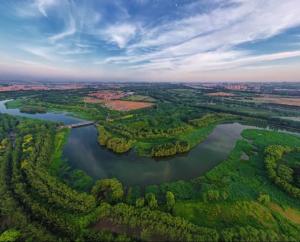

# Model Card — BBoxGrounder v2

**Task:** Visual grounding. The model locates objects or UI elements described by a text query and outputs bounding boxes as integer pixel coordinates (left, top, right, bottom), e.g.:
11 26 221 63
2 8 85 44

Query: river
0 99 287 186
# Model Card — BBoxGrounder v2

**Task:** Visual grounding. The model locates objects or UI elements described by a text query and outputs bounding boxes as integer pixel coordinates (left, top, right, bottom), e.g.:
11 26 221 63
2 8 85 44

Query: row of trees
188 113 234 128
264 145 300 199
19 105 46 114
97 202 219 242
220 225 295 242
0 115 105 241
150 140 190 157
0 114 18 140
105 122 191 139
98 125 133 153
202 189 229 202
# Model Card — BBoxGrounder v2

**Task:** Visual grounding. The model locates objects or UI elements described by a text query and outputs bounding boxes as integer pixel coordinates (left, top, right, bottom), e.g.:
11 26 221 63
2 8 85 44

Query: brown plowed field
84 97 154 111
104 100 154 111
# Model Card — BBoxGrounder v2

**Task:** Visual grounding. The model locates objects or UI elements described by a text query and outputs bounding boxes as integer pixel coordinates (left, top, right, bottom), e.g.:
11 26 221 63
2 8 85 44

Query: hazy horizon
1 0 300 82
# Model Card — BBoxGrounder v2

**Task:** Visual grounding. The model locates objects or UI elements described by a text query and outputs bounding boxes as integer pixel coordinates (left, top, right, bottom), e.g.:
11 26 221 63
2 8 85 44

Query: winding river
0 99 276 185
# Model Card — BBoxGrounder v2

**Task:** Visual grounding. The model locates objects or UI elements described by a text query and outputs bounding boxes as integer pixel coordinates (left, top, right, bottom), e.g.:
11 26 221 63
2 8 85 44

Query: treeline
105 122 191 139
188 113 235 128
0 121 59 241
264 145 300 199
0 115 99 240
98 125 133 153
0 114 18 140
220 225 295 242
19 105 46 114
94 202 219 242
7 132 90 239
193 103 300 131
150 140 190 157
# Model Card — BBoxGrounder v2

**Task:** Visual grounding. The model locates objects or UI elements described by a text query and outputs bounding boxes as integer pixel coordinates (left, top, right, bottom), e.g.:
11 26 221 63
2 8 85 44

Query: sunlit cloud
1 0 300 81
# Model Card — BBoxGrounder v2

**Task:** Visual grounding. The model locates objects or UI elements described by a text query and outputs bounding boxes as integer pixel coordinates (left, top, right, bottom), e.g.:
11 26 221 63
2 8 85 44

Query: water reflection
62 123 248 186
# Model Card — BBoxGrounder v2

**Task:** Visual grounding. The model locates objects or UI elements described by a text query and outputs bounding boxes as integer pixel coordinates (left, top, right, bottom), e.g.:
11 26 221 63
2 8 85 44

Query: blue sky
1 0 300 82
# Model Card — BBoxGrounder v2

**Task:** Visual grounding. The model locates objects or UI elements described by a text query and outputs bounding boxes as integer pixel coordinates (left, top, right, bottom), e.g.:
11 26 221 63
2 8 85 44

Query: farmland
254 96 300 107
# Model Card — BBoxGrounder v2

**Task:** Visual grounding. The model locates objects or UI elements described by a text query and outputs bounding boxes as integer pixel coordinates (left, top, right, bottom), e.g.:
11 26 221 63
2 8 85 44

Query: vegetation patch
264 145 300 198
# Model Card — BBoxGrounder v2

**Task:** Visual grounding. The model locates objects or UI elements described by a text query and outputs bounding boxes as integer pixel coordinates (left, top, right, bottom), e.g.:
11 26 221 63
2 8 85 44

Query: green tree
277 164 294 183
145 193 158 209
166 191 175 212
0 230 21 242
135 197 145 208
257 193 271 204
92 178 124 203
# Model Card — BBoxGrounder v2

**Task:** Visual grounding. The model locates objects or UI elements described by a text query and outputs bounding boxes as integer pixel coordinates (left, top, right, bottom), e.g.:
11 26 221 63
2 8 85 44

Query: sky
1 0 300 82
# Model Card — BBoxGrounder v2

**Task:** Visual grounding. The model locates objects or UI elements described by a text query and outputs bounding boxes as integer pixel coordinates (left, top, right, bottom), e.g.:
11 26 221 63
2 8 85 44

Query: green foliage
264 145 300 199
150 140 190 157
189 113 235 128
20 105 46 114
145 193 158 210
145 180 200 200
166 191 175 212
202 190 229 202
257 193 271 204
277 164 294 183
0 230 21 242
1 84 300 241
135 197 145 208
92 178 124 203
173 129 300 241
98 203 219 242
98 126 133 153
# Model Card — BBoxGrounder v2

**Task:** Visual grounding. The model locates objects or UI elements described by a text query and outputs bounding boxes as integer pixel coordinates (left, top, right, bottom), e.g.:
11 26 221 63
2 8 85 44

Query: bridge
62 121 95 129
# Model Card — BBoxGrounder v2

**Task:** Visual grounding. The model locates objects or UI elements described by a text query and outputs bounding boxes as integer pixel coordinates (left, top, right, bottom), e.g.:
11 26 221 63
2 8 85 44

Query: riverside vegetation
0 83 300 241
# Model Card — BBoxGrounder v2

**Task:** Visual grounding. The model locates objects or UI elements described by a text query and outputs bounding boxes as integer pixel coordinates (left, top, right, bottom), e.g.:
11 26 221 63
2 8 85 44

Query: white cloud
103 0 300 77
21 46 54 61
9 0 300 81
102 23 137 48
35 0 59 17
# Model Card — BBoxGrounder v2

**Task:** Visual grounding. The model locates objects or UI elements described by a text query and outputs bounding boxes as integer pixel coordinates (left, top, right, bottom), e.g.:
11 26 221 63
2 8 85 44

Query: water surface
63 123 249 185
3 99 295 186
0 100 82 124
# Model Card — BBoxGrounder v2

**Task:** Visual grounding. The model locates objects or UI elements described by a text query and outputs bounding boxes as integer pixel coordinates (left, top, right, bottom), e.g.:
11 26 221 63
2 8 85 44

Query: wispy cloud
103 0 300 76
35 0 58 17
49 15 76 42
3 0 300 81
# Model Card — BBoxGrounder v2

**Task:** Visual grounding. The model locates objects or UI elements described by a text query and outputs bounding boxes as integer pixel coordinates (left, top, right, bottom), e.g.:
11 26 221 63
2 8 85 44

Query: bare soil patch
84 97 154 111
269 203 300 224
104 100 154 111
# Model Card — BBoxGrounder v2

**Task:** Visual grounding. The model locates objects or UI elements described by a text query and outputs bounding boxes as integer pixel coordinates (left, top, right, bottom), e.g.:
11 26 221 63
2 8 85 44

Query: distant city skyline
1 0 300 82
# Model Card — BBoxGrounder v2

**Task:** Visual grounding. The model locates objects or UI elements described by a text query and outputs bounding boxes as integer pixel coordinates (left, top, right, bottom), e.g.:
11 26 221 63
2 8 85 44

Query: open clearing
84 94 154 111
104 100 154 111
